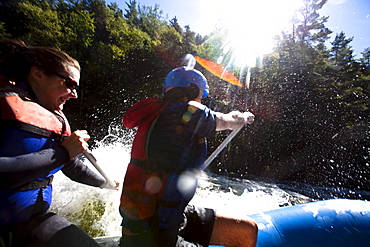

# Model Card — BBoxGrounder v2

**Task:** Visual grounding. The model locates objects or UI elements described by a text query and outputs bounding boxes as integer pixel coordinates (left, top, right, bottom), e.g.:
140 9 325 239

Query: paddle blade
194 56 243 87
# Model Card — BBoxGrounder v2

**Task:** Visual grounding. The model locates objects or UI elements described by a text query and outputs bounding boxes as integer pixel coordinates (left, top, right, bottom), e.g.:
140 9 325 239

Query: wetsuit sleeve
188 101 217 138
62 158 105 188
0 144 70 191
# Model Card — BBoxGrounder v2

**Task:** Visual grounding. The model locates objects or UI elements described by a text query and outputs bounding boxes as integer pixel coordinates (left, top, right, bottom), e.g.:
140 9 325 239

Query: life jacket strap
0 119 66 142
129 158 161 172
130 158 187 174
157 199 181 209
16 175 54 191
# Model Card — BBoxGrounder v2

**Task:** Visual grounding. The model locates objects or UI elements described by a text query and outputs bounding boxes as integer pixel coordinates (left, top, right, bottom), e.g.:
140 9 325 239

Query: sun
197 0 303 68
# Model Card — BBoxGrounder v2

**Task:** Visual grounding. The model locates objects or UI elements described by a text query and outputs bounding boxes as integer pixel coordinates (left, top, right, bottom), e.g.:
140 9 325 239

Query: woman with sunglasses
0 39 115 246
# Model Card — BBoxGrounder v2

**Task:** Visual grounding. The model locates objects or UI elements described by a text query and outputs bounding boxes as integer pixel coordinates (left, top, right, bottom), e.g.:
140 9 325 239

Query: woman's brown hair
0 39 80 82
163 83 200 103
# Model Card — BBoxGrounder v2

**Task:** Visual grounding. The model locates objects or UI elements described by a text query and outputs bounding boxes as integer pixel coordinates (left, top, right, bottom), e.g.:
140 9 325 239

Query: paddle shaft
203 125 244 169
83 150 116 188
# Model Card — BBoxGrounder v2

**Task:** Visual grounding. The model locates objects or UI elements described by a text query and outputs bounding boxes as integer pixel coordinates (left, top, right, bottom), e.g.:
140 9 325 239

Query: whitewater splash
50 142 129 237
50 140 313 237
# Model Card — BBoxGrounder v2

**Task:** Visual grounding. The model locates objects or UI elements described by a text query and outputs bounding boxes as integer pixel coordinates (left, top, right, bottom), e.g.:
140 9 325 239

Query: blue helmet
164 66 209 99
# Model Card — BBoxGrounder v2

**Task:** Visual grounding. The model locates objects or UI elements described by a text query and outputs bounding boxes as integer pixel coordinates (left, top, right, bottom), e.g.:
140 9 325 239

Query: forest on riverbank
1 0 369 190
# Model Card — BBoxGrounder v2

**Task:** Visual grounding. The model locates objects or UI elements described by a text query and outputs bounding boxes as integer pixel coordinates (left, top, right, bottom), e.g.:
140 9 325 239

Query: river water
49 136 367 238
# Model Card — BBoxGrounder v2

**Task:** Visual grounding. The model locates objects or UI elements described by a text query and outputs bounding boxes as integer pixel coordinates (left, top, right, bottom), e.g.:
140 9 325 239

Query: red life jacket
0 77 71 191
120 98 213 234
0 77 71 140
120 97 168 229
0 77 72 224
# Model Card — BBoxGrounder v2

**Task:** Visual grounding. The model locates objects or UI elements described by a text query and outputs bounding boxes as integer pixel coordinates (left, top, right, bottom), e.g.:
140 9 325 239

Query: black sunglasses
55 73 79 90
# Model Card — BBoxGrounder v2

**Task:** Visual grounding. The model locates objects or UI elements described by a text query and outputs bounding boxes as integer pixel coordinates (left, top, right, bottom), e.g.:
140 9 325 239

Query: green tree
0 22 11 39
137 4 167 40
360 47 370 70
328 32 368 123
169 16 182 34
0 1 36 40
182 25 197 53
295 0 332 46
17 2 63 46
330 31 355 67
124 0 139 27
58 10 96 59
82 0 111 43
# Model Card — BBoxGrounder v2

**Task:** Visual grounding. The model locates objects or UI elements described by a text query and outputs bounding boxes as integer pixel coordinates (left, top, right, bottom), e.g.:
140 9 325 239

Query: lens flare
145 175 162 194
177 170 199 198
194 56 243 87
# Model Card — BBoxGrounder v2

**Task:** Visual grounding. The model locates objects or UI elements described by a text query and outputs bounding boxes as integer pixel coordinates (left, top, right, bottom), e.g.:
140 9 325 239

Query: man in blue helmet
119 66 257 247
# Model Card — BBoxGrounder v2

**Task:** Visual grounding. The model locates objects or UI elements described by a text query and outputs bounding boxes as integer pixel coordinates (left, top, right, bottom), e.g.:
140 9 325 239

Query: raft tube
248 199 370 247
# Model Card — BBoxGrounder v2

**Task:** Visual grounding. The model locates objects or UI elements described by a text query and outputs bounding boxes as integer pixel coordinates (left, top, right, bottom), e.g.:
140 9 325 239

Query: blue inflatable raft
248 199 370 247
95 199 370 247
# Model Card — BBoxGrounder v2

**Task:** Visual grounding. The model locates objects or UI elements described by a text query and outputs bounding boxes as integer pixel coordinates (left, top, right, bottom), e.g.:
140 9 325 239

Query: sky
108 0 370 59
